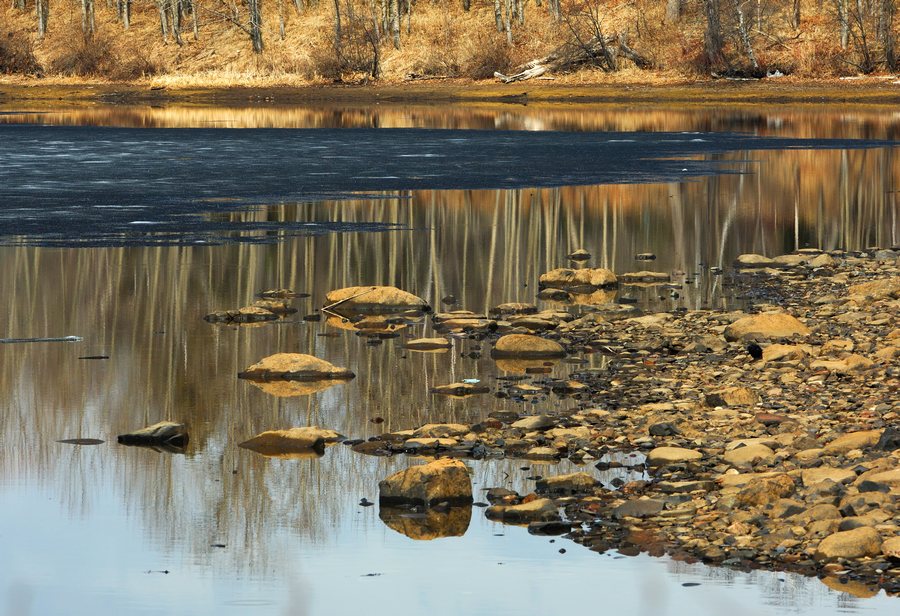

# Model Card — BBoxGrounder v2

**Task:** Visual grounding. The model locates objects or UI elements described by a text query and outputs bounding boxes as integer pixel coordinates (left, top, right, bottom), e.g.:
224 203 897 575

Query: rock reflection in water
379 505 473 540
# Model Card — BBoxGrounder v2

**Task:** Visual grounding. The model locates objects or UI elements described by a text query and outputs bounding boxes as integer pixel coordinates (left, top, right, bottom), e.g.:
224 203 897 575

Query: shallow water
0 104 897 615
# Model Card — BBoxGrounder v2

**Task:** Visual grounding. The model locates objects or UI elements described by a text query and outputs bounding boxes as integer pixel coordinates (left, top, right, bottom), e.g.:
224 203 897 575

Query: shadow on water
0 105 897 614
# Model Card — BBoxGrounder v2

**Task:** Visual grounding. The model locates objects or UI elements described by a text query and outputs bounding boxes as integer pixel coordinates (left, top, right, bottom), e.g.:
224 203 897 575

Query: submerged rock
239 427 344 456
430 382 490 396
238 353 355 382
379 458 473 506
324 285 429 314
491 334 566 358
117 421 188 448
204 306 279 323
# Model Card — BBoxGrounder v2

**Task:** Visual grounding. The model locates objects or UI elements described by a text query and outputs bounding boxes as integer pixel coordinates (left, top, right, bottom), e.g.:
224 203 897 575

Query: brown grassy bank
2 0 899 91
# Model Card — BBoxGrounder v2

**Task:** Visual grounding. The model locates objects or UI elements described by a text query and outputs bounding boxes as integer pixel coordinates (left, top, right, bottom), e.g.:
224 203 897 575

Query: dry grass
2 1 899 86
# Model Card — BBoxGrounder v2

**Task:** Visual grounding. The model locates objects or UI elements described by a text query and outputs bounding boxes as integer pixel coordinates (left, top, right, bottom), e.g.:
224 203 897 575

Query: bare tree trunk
388 0 400 48
665 0 682 22
504 0 513 43
733 0 759 68
13 0 25 10
493 0 503 31
190 0 198 39
462 0 469 10
837 0 850 49
118 0 131 29
404 0 410 35
702 0 725 67
882 0 896 70
793 0 801 27
36 0 49 37
277 0 285 39
332 0 342 54
249 0 264 52
169 0 184 45
81 0 95 37
158 0 169 41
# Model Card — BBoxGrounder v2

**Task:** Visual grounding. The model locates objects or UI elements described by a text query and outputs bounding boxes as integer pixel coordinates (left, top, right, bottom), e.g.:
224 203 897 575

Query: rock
412 424 470 438
324 285 429 314
117 421 188 448
816 527 882 561
238 353 355 382
735 474 795 507
619 271 671 284
251 299 296 315
430 382 490 396
876 426 900 451
535 472 597 495
257 288 303 299
537 288 572 301
614 498 665 519
705 386 759 407
404 437 458 450
379 458 473 506
239 427 343 456
492 334 566 358
404 337 452 351
538 268 617 290
379 505 471 540
204 306 279 323
485 498 560 523
823 430 882 454
810 354 875 374
489 303 538 317
806 253 836 268
802 467 857 487
646 447 703 466
847 278 900 303
861 468 900 486
723 312 810 342
635 253 656 261
882 536 900 559
735 253 775 267
524 446 560 459
511 415 556 430
567 248 591 261
657 480 716 493
724 443 775 467
762 344 810 362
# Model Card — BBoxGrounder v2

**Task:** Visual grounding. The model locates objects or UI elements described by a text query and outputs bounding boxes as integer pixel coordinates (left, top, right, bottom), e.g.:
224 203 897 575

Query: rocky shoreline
344 248 899 596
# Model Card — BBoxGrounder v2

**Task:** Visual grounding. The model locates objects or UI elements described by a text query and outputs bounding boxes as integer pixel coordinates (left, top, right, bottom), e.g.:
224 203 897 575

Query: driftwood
495 34 652 83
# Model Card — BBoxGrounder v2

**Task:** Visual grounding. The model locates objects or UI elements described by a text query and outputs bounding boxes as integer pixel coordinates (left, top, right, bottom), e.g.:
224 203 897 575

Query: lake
0 101 897 615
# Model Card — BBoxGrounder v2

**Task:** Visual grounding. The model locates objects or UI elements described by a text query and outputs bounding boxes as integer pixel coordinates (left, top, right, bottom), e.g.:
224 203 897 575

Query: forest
0 0 897 84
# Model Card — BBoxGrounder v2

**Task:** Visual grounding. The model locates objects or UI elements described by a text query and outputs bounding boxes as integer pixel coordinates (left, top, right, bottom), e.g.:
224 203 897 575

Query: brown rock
485 498 560 524
538 268 617 290
823 430 882 454
735 474 795 507
816 527 882 561
404 337 452 351
238 353 355 382
324 285 429 314
379 458 473 506
491 334 566 359
117 421 188 448
239 427 343 456
646 447 703 466
705 386 760 407
723 312 810 341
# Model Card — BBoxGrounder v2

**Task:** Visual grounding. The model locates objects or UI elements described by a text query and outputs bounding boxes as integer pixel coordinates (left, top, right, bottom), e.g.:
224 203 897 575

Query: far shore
2 75 900 109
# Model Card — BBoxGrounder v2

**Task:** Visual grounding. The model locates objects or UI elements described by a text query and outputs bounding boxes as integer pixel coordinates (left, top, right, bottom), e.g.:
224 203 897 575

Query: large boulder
491 334 565 359
324 286 429 314
239 427 344 456
238 353 355 382
117 421 188 449
379 458 473 506
538 268 617 291
723 312 810 341
816 527 882 561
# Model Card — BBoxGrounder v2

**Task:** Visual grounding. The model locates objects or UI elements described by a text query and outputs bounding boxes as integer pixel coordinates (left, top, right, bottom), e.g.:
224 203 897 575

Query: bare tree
81 0 95 36
665 0 682 22
702 0 725 68
36 0 49 37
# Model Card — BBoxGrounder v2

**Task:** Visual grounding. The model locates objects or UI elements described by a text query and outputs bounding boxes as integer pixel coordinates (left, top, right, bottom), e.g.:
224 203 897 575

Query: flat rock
535 472 597 495
238 353 355 381
816 527 883 561
724 443 775 467
239 427 343 456
723 312 810 342
430 382 490 396
619 271 671 284
646 446 703 466
324 285 429 314
882 536 900 559
735 474 795 507
801 467 857 487
823 430 882 454
404 337 452 351
848 277 900 303
412 424 470 438
538 267 617 290
379 458 473 506
735 253 775 268
511 415 556 430
705 386 759 407
810 354 875 374
489 303 538 317
492 334 566 358
485 498 560 523
762 344 810 362
860 468 900 486
614 498 665 519
117 421 188 448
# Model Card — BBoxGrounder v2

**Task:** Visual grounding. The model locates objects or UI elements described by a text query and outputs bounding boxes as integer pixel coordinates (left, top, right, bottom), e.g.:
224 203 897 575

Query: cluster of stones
351 248 900 593
204 289 302 323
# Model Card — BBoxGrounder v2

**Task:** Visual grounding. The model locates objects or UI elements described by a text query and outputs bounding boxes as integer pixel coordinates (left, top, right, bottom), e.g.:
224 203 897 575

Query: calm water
0 103 897 615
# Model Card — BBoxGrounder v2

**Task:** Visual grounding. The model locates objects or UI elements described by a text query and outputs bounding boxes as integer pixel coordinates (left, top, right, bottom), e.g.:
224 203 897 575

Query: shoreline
3 77 900 109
